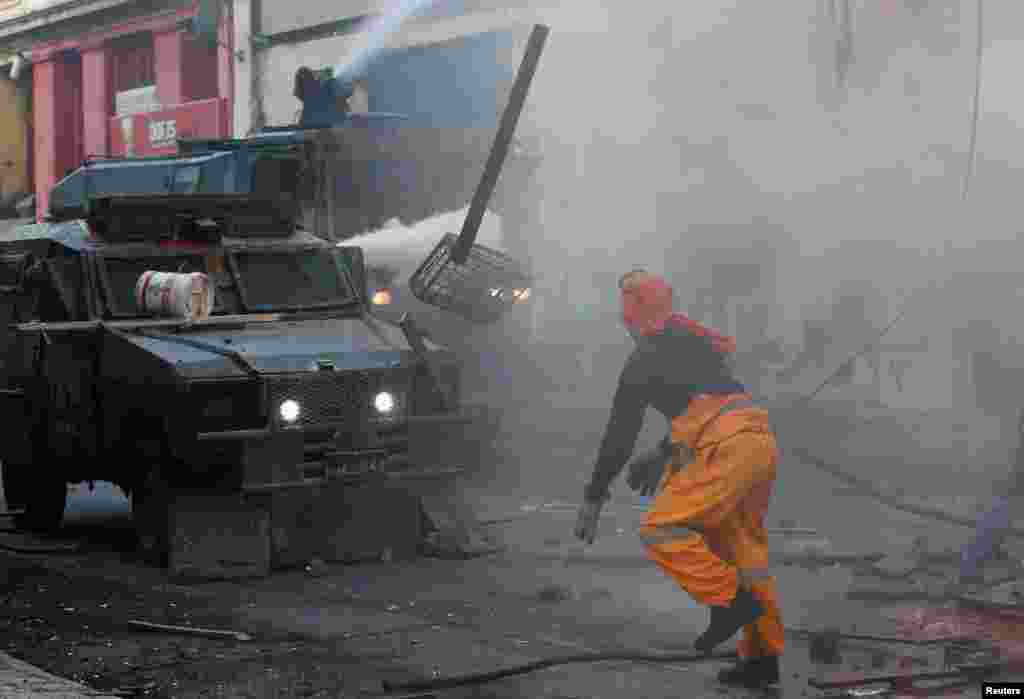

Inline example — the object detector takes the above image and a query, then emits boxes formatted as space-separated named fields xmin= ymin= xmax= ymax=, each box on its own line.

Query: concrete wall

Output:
xmin=0 ymin=1 xmax=33 ymax=206
xmin=0 ymin=73 xmax=31 ymax=204
xmin=0 ymin=0 xmax=29 ymax=22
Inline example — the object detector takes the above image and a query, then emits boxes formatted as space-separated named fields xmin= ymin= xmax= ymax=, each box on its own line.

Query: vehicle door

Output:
xmin=0 ymin=249 xmax=39 ymax=468
xmin=28 ymin=251 xmax=100 ymax=467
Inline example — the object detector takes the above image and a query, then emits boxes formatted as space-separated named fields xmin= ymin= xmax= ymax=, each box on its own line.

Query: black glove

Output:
xmin=627 ymin=447 xmax=666 ymax=496
xmin=574 ymin=498 xmax=605 ymax=544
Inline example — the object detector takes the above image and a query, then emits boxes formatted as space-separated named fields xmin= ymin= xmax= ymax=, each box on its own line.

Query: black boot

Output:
xmin=717 ymin=656 xmax=781 ymax=689
xmin=694 ymin=587 xmax=764 ymax=653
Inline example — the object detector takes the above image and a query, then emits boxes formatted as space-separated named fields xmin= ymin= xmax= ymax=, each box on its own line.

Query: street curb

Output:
xmin=0 ymin=651 xmax=123 ymax=698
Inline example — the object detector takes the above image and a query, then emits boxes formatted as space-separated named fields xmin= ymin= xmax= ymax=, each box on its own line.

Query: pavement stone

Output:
xmin=0 ymin=652 xmax=122 ymax=699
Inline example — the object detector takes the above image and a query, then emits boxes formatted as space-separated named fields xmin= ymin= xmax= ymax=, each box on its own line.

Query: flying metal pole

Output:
xmin=450 ymin=24 xmax=549 ymax=265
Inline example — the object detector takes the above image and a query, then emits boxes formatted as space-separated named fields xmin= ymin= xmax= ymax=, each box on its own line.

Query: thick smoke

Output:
xmin=350 ymin=2 xmax=1024 ymax=496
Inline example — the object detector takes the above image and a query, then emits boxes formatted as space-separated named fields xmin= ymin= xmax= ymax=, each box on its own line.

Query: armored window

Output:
xmin=230 ymin=248 xmax=356 ymax=312
xmin=367 ymin=264 xmax=399 ymax=288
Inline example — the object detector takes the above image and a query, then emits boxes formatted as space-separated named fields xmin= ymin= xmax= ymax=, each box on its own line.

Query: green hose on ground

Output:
xmin=381 ymin=650 xmax=738 ymax=692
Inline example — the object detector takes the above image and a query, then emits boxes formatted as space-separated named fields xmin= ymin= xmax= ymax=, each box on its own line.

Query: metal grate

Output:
xmin=266 ymin=369 xmax=411 ymax=429
xmin=409 ymin=233 xmax=533 ymax=324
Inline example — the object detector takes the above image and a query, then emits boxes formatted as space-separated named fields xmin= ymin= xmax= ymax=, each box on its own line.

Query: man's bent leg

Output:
xmin=640 ymin=527 xmax=738 ymax=606
xmin=738 ymin=576 xmax=784 ymax=658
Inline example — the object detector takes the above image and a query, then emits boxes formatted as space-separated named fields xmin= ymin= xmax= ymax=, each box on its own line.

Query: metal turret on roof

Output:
xmin=84 ymin=194 xmax=299 ymax=243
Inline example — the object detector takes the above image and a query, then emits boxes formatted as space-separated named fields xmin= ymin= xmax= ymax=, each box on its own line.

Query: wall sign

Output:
xmin=148 ymin=118 xmax=177 ymax=147
xmin=111 ymin=98 xmax=227 ymax=156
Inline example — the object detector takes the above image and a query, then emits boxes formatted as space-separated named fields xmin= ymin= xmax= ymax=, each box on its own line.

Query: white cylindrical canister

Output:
xmin=135 ymin=271 xmax=214 ymax=321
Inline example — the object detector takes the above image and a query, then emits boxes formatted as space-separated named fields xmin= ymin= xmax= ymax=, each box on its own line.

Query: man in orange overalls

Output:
xmin=574 ymin=270 xmax=784 ymax=689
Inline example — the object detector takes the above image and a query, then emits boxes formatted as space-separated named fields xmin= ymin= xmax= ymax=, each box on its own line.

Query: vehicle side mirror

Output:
xmin=334 ymin=246 xmax=368 ymax=306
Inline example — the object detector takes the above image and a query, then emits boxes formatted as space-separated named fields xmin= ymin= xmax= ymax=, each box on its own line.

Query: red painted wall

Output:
xmin=154 ymin=29 xmax=185 ymax=107
xmin=31 ymin=1 xmax=234 ymax=220
xmin=63 ymin=53 xmax=84 ymax=176
xmin=32 ymin=60 xmax=58 ymax=221
xmin=33 ymin=55 xmax=83 ymax=220
xmin=82 ymin=48 xmax=112 ymax=159
xmin=183 ymin=34 xmax=219 ymax=103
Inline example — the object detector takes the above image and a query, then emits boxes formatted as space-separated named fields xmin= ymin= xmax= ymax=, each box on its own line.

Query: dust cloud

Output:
xmin=351 ymin=2 xmax=1024 ymax=498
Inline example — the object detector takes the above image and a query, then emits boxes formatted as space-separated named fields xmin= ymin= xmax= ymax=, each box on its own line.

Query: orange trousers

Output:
xmin=638 ymin=395 xmax=785 ymax=658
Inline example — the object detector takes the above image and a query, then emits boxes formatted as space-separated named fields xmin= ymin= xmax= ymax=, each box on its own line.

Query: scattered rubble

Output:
xmin=808 ymin=628 xmax=842 ymax=665
xmin=535 ymin=585 xmax=574 ymax=603
xmin=126 ymin=620 xmax=253 ymax=642
xmin=305 ymin=559 xmax=329 ymax=577
xmin=0 ymin=533 xmax=80 ymax=554
xmin=871 ymin=552 xmax=919 ymax=580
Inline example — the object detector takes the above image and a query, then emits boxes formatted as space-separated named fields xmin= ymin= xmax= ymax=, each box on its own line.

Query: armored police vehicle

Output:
xmin=0 ymin=25 xmax=547 ymax=568
xmin=0 ymin=194 xmax=465 ymax=565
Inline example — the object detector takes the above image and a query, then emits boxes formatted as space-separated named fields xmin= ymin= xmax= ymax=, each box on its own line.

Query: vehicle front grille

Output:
xmin=266 ymin=369 xmax=412 ymax=429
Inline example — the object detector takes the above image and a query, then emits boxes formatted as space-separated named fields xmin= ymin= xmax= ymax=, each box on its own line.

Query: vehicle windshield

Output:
xmin=99 ymin=247 xmax=355 ymax=317
xmin=232 ymin=248 xmax=356 ymax=311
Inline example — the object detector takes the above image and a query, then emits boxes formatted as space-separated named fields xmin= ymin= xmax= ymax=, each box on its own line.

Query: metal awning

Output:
xmin=0 ymin=0 xmax=133 ymax=42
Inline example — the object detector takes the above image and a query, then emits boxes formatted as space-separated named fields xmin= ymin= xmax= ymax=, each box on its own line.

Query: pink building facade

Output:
xmin=30 ymin=1 xmax=234 ymax=220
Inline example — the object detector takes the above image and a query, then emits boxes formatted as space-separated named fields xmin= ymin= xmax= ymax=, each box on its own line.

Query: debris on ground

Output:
xmin=780 ymin=535 xmax=834 ymax=557
xmin=419 ymin=492 xmax=506 ymax=559
xmin=871 ymin=552 xmax=920 ymax=580
xmin=0 ymin=533 xmax=81 ymax=553
xmin=535 ymin=584 xmax=575 ymax=603
xmin=808 ymin=628 xmax=842 ymax=665
xmin=127 ymin=620 xmax=253 ymax=642
xmin=808 ymin=660 xmax=1007 ymax=694
xmin=305 ymin=559 xmax=329 ymax=577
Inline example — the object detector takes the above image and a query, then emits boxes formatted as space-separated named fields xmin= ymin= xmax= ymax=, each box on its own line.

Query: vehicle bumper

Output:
xmin=194 ymin=409 xmax=487 ymax=492
xmin=194 ymin=410 xmax=476 ymax=442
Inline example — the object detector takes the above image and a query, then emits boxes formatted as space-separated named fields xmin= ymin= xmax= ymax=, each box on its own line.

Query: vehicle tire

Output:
xmin=15 ymin=473 xmax=67 ymax=533
xmin=132 ymin=469 xmax=170 ymax=567
xmin=1 ymin=460 xmax=27 ymax=510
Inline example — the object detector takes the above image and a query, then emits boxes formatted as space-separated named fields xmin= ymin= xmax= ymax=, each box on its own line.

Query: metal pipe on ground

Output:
xmin=789 ymin=446 xmax=1024 ymax=537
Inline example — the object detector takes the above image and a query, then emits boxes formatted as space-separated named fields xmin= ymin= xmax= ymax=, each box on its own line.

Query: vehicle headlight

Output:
xmin=373 ymin=391 xmax=396 ymax=415
xmin=511 ymin=287 xmax=531 ymax=303
xmin=279 ymin=399 xmax=301 ymax=423
xmin=487 ymin=287 xmax=531 ymax=303
xmin=371 ymin=288 xmax=393 ymax=306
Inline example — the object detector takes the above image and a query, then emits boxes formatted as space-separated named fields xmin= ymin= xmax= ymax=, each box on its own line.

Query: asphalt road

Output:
xmin=0 ymin=393 xmax=1019 ymax=698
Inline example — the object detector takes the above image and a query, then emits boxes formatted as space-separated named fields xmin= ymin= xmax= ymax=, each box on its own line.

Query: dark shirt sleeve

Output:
xmin=584 ymin=353 xmax=650 ymax=502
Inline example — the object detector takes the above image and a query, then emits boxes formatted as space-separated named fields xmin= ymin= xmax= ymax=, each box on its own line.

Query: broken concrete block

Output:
xmin=872 ymin=553 xmax=919 ymax=580
xmin=781 ymin=536 xmax=834 ymax=558
xmin=535 ymin=584 xmax=574 ymax=603
xmin=808 ymin=628 xmax=842 ymax=665
xmin=983 ymin=579 xmax=1024 ymax=606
